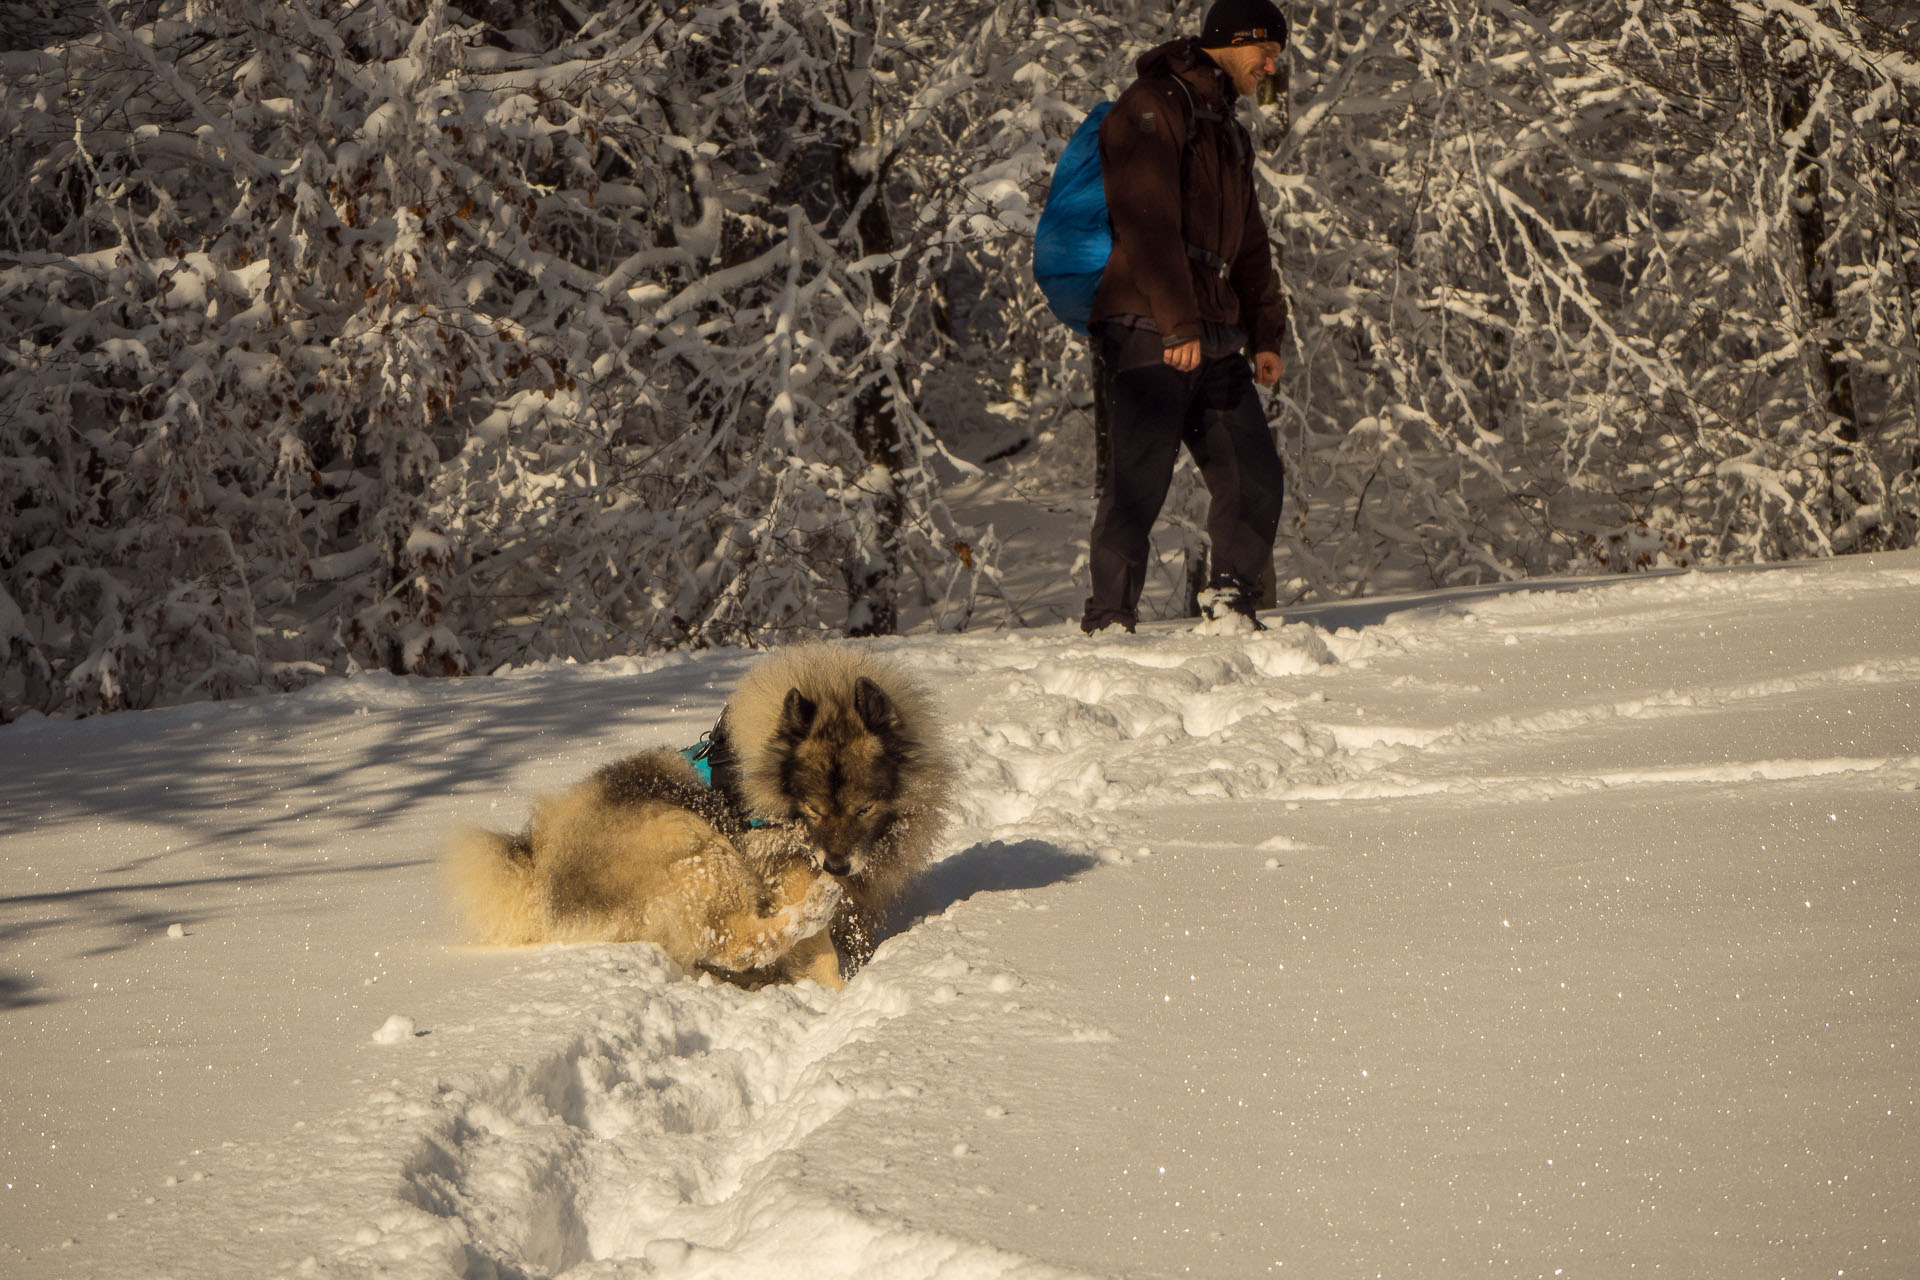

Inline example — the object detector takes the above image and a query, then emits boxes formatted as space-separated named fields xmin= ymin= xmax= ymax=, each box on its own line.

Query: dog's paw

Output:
xmin=796 ymin=876 xmax=844 ymax=929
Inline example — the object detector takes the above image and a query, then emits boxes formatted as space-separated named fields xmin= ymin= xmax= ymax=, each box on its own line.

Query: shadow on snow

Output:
xmin=0 ymin=652 xmax=760 ymax=972
xmin=886 ymin=839 xmax=1101 ymax=946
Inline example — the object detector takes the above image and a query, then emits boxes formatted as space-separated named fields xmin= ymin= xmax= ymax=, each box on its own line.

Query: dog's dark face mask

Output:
xmin=775 ymin=676 xmax=909 ymax=878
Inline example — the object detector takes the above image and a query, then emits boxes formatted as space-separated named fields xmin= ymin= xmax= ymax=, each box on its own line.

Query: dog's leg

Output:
xmin=700 ymin=876 xmax=843 ymax=975
xmin=782 ymin=930 xmax=846 ymax=989
xmin=759 ymin=852 xmax=846 ymax=987
xmin=830 ymin=906 xmax=884 ymax=974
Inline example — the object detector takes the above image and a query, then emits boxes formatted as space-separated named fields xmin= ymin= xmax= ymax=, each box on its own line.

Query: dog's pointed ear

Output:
xmin=779 ymin=688 xmax=819 ymax=739
xmin=852 ymin=676 xmax=897 ymax=733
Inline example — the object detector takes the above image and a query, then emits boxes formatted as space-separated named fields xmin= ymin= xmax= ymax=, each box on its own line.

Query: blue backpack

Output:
xmin=1031 ymin=80 xmax=1225 ymax=335
xmin=1031 ymin=102 xmax=1116 ymax=336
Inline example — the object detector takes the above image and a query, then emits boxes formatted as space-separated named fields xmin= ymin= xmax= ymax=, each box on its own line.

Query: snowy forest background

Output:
xmin=2 ymin=0 xmax=1917 ymax=720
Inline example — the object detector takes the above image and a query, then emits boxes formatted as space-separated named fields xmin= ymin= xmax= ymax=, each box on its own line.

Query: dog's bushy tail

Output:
xmin=443 ymin=828 xmax=545 ymax=945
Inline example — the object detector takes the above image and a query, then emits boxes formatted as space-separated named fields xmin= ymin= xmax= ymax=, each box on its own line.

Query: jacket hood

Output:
xmin=1135 ymin=37 xmax=1234 ymax=103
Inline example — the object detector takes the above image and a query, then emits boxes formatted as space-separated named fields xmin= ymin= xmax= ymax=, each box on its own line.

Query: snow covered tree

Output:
xmin=1258 ymin=0 xmax=1920 ymax=590
xmin=0 ymin=0 xmax=998 ymax=718
xmin=1605 ymin=0 xmax=1920 ymax=558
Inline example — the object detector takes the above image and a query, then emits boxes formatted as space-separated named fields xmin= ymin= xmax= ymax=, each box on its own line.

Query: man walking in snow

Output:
xmin=1080 ymin=0 xmax=1289 ymax=635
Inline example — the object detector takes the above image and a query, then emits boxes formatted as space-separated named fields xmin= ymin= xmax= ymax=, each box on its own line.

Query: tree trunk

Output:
xmin=1780 ymin=73 xmax=1861 ymax=450
xmin=834 ymin=146 xmax=904 ymax=637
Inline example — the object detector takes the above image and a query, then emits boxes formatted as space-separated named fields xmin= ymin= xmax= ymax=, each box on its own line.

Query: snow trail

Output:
xmin=335 ymin=947 xmax=934 ymax=1276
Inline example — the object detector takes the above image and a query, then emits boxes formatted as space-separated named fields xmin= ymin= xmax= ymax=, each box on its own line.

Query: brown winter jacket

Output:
xmin=1090 ymin=38 xmax=1287 ymax=358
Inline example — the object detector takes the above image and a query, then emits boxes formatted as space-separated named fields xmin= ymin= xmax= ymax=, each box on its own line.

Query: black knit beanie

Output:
xmin=1198 ymin=0 xmax=1288 ymax=48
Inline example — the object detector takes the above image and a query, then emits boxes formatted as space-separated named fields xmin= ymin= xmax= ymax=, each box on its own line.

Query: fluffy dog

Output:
xmin=445 ymin=645 xmax=950 ymax=985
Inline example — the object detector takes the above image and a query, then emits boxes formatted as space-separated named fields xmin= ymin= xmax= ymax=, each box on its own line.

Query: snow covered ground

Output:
xmin=5 ymin=534 xmax=1919 ymax=1276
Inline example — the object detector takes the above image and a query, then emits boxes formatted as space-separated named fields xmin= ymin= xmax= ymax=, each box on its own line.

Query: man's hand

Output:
xmin=1254 ymin=351 xmax=1284 ymax=388
xmin=1163 ymin=338 xmax=1202 ymax=373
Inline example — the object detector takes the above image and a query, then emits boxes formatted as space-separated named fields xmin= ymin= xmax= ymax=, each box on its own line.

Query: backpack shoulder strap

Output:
xmin=1154 ymin=72 xmax=1247 ymax=283
xmin=1160 ymin=72 xmax=1208 ymax=150
xmin=1161 ymin=70 xmax=1248 ymax=167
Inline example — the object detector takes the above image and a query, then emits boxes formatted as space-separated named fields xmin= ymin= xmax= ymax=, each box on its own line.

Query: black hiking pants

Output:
xmin=1082 ymin=320 xmax=1284 ymax=631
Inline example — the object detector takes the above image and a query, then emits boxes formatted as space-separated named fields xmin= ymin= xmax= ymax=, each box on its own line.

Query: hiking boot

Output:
xmin=1080 ymin=607 xmax=1137 ymax=636
xmin=1196 ymin=584 xmax=1267 ymax=633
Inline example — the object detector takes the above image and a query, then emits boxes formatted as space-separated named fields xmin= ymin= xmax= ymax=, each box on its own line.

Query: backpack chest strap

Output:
xmin=1187 ymin=243 xmax=1231 ymax=280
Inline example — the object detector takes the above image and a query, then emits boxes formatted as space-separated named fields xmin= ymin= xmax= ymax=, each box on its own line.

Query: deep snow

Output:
xmin=4 ymin=533 xmax=1918 ymax=1276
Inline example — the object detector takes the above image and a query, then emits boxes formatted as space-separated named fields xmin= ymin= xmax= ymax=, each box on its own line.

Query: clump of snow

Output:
xmin=371 ymin=1015 xmax=418 ymax=1045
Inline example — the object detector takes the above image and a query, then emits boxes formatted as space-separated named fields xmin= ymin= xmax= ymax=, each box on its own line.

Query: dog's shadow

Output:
xmin=884 ymin=839 xmax=1100 ymax=943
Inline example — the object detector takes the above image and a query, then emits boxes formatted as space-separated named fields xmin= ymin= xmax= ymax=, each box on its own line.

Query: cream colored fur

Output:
xmin=444 ymin=749 xmax=844 ymax=986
